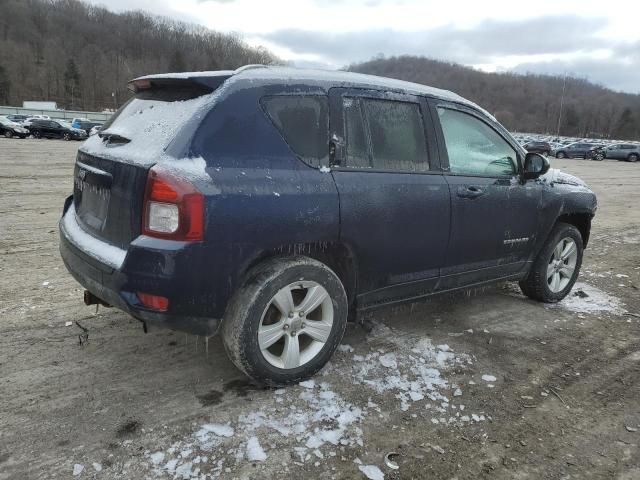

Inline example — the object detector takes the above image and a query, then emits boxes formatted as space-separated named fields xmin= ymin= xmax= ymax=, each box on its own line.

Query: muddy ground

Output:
xmin=0 ymin=137 xmax=639 ymax=480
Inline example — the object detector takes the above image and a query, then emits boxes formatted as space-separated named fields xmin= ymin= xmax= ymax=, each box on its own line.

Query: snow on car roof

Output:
xmin=133 ymin=65 xmax=495 ymax=121
xmin=232 ymin=66 xmax=494 ymax=118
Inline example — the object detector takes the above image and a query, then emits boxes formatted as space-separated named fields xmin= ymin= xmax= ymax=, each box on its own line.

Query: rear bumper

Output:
xmin=59 ymin=195 xmax=221 ymax=335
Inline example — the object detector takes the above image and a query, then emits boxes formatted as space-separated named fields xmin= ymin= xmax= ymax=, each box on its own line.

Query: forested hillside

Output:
xmin=349 ymin=56 xmax=640 ymax=140
xmin=1 ymin=0 xmax=639 ymax=140
xmin=0 ymin=0 xmax=276 ymax=112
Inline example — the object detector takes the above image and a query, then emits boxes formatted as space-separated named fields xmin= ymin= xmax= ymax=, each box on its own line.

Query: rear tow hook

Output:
xmin=83 ymin=290 xmax=111 ymax=309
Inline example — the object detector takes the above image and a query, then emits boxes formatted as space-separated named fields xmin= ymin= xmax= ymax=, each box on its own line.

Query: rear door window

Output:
xmin=363 ymin=99 xmax=429 ymax=172
xmin=262 ymin=95 xmax=329 ymax=166
xmin=342 ymin=97 xmax=429 ymax=172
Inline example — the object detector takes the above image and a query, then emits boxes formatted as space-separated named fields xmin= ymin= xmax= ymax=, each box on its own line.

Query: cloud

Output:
xmin=83 ymin=0 xmax=200 ymax=23
xmin=254 ymin=16 xmax=640 ymax=93
xmin=258 ymin=16 xmax=607 ymax=66
xmin=513 ymin=54 xmax=640 ymax=94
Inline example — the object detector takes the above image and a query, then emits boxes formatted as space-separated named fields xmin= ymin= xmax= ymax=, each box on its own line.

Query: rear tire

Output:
xmin=63 ymin=133 xmax=71 ymax=141
xmin=556 ymin=151 xmax=566 ymax=159
xmin=221 ymin=256 xmax=348 ymax=386
xmin=32 ymin=130 xmax=41 ymax=139
xmin=4 ymin=130 xmax=13 ymax=138
xmin=629 ymin=153 xmax=639 ymax=163
xmin=519 ymin=222 xmax=583 ymax=303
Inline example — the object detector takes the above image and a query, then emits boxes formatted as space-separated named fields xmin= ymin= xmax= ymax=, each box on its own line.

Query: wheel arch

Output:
xmin=555 ymin=212 xmax=592 ymax=247
xmin=240 ymin=242 xmax=359 ymax=308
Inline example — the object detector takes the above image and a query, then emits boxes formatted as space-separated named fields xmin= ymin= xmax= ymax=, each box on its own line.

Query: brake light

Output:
xmin=142 ymin=165 xmax=204 ymax=241
xmin=128 ymin=79 xmax=152 ymax=93
xmin=136 ymin=292 xmax=169 ymax=311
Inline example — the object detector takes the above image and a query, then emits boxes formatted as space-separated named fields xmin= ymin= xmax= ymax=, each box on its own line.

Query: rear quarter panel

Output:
xmin=187 ymin=83 xmax=340 ymax=317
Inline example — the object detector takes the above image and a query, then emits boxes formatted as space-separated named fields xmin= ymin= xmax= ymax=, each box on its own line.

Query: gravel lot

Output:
xmin=1 ymin=137 xmax=639 ymax=480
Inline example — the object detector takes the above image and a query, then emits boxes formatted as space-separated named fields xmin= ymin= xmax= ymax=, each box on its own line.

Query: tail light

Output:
xmin=142 ymin=165 xmax=204 ymax=241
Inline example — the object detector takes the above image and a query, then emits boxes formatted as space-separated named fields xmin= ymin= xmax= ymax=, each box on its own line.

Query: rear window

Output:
xmin=342 ymin=97 xmax=429 ymax=172
xmin=261 ymin=95 xmax=329 ymax=167
xmin=363 ymin=99 xmax=429 ymax=172
xmin=81 ymin=90 xmax=217 ymax=165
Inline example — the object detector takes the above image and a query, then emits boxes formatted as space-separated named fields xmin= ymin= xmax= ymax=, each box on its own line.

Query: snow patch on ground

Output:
xmin=359 ymin=464 xmax=385 ymax=480
xmin=503 ymin=280 xmax=625 ymax=316
xmin=246 ymin=436 xmax=267 ymax=461
xmin=108 ymin=320 xmax=483 ymax=478
xmin=553 ymin=282 xmax=625 ymax=314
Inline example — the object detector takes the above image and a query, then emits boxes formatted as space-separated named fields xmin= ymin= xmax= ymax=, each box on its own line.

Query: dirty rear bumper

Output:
xmin=59 ymin=195 xmax=220 ymax=336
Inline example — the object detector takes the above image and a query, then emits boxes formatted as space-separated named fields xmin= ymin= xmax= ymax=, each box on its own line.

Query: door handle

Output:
xmin=457 ymin=185 xmax=485 ymax=199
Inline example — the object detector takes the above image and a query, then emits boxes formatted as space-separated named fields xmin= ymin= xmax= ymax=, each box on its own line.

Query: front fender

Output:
xmin=532 ymin=174 xmax=597 ymax=257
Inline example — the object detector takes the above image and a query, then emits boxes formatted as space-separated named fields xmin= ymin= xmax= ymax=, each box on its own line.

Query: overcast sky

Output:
xmin=85 ymin=0 xmax=640 ymax=94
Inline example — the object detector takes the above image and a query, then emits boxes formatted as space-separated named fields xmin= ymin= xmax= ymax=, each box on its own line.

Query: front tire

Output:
xmin=4 ymin=130 xmax=13 ymax=138
xmin=32 ymin=130 xmax=41 ymax=139
xmin=63 ymin=133 xmax=71 ymax=141
xmin=556 ymin=151 xmax=567 ymax=159
xmin=629 ymin=153 xmax=639 ymax=163
xmin=221 ymin=256 xmax=348 ymax=386
xmin=519 ymin=223 xmax=583 ymax=303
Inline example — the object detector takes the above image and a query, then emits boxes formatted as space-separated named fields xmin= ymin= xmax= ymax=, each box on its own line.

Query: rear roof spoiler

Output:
xmin=128 ymin=64 xmax=269 ymax=93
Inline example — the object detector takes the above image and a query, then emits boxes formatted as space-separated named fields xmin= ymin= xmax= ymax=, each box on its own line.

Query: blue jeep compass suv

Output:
xmin=59 ymin=65 xmax=597 ymax=385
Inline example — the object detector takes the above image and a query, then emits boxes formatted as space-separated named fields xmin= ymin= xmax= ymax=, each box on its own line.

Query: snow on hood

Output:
xmin=538 ymin=168 xmax=586 ymax=187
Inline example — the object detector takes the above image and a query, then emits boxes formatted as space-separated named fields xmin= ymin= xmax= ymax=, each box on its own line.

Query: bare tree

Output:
xmin=0 ymin=0 xmax=279 ymax=111
xmin=349 ymin=55 xmax=640 ymax=140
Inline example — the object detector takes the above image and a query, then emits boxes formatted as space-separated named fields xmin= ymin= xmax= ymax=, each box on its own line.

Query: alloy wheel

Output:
xmin=258 ymin=281 xmax=333 ymax=369
xmin=547 ymin=237 xmax=578 ymax=293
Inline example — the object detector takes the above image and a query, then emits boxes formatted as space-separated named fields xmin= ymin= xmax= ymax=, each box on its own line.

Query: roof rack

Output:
xmin=234 ymin=64 xmax=269 ymax=74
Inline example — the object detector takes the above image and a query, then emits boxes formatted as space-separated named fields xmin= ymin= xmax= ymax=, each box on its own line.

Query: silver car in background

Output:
xmin=605 ymin=144 xmax=640 ymax=162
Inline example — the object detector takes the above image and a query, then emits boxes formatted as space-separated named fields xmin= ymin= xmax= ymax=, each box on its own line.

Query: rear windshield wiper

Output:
xmin=98 ymin=131 xmax=131 ymax=145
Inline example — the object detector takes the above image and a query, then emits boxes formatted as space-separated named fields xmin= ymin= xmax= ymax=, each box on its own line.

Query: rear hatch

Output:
xmin=72 ymin=72 xmax=231 ymax=250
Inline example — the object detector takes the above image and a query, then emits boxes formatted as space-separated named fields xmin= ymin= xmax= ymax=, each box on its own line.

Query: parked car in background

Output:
xmin=6 ymin=114 xmax=29 ymax=125
xmin=23 ymin=115 xmax=52 ymax=127
xmin=28 ymin=119 xmax=87 ymax=140
xmin=523 ymin=140 xmax=551 ymax=156
xmin=71 ymin=117 xmax=90 ymax=129
xmin=89 ymin=125 xmax=102 ymax=136
xmin=605 ymin=144 xmax=640 ymax=162
xmin=59 ymin=67 xmax=597 ymax=385
xmin=74 ymin=120 xmax=103 ymax=135
xmin=0 ymin=116 xmax=30 ymax=138
xmin=554 ymin=142 xmax=605 ymax=160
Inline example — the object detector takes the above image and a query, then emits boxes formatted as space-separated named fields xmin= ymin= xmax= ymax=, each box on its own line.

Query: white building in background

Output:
xmin=22 ymin=101 xmax=58 ymax=110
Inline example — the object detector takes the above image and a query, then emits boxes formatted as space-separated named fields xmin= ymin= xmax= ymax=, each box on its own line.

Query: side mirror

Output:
xmin=523 ymin=152 xmax=550 ymax=180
